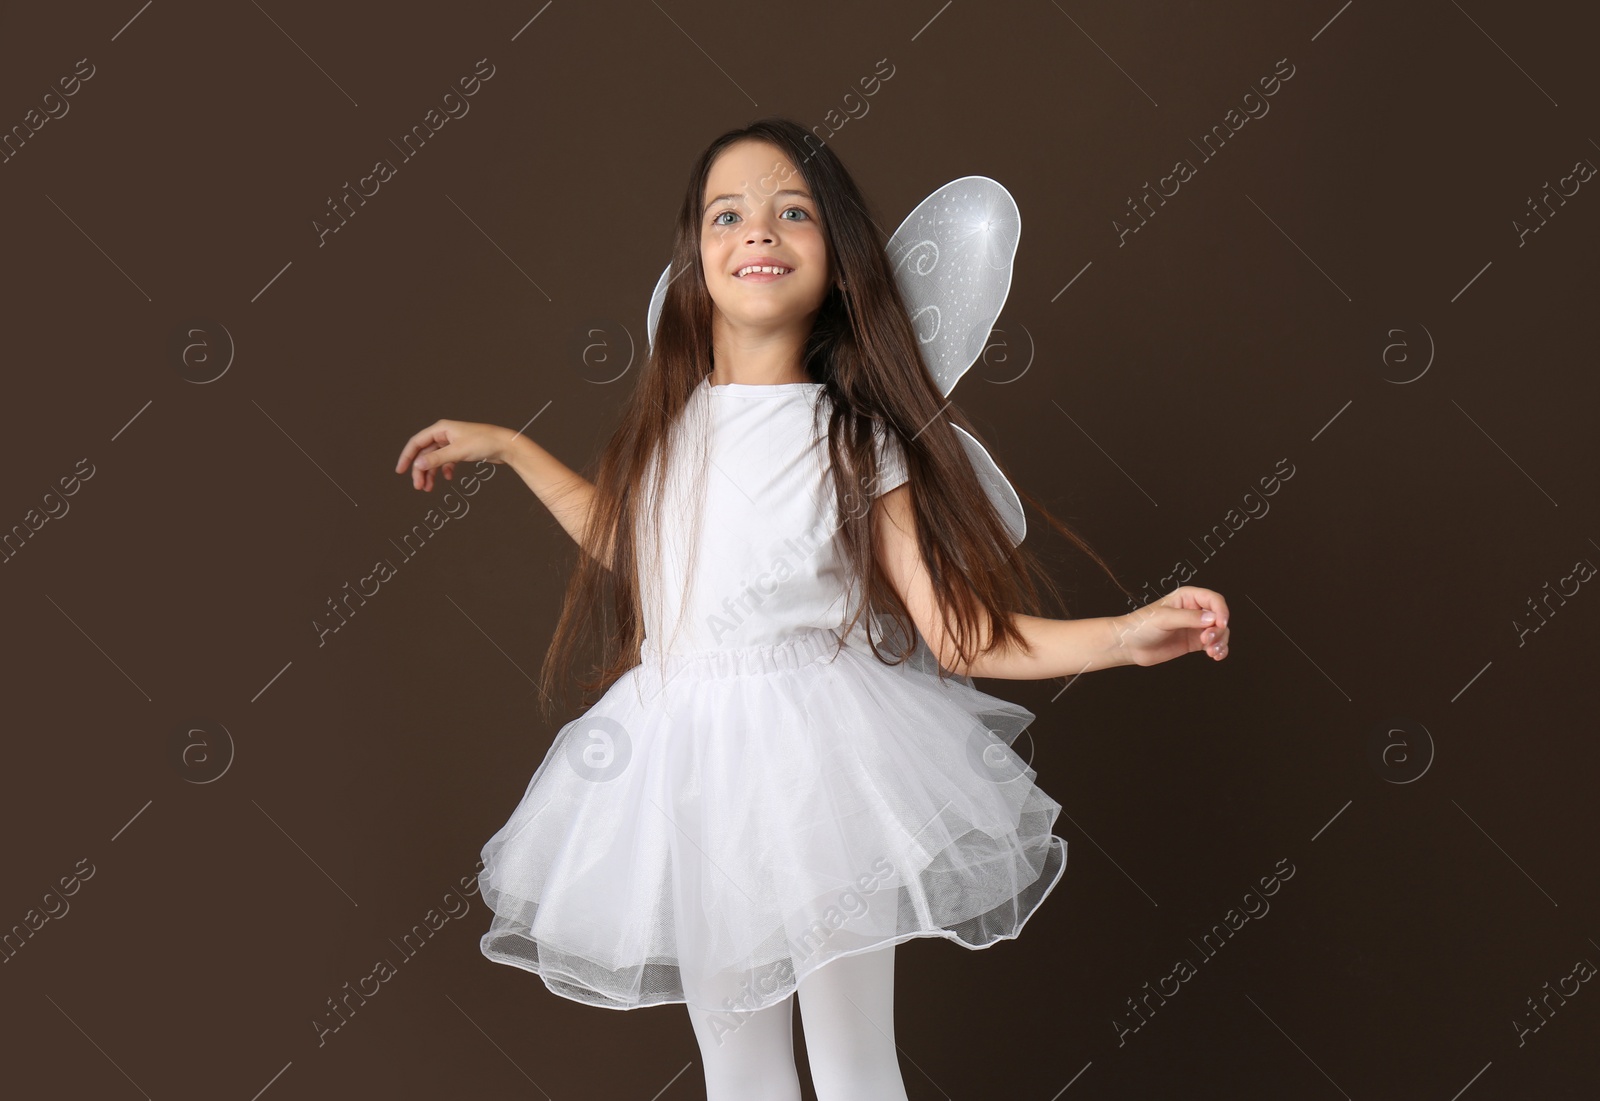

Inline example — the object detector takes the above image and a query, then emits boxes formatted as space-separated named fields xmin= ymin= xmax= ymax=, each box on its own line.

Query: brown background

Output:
xmin=4 ymin=1 xmax=1596 ymax=1098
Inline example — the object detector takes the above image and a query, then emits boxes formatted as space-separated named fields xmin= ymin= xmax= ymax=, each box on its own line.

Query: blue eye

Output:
xmin=710 ymin=207 xmax=810 ymax=226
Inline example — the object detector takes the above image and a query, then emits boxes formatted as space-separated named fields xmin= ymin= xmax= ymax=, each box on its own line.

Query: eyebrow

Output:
xmin=703 ymin=188 xmax=813 ymax=215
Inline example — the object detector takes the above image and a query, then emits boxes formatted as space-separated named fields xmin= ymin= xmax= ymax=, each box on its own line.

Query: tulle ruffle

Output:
xmin=478 ymin=622 xmax=1066 ymax=1013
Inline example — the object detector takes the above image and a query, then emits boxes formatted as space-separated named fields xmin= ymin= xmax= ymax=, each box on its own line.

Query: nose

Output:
xmin=743 ymin=205 xmax=779 ymax=244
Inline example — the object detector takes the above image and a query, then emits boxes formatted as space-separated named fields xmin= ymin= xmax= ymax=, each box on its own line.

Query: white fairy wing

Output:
xmin=645 ymin=262 xmax=674 ymax=356
xmin=885 ymin=175 xmax=1025 ymax=546
xmin=962 ymin=443 xmax=1025 ymax=546
xmin=876 ymin=177 xmax=1031 ymax=684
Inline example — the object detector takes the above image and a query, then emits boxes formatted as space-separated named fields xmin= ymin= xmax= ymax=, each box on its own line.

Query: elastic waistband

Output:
xmin=638 ymin=626 xmax=846 ymax=681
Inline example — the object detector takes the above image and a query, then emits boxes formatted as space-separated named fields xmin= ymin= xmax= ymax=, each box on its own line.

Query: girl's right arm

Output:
xmin=396 ymin=419 xmax=612 ymax=567
xmin=500 ymin=431 xmax=614 ymax=567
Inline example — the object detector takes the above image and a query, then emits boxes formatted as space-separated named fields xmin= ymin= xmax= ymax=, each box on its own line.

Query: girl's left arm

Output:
xmin=871 ymin=485 xmax=1231 ymax=680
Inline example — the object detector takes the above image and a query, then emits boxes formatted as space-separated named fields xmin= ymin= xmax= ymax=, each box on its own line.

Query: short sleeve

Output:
xmin=871 ymin=421 xmax=909 ymax=498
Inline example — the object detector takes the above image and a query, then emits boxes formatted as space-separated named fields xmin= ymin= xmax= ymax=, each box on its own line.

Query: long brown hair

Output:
xmin=535 ymin=117 xmax=1132 ymax=719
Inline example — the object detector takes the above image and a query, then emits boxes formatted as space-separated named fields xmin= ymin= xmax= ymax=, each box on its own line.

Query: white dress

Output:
xmin=478 ymin=377 xmax=1067 ymax=1013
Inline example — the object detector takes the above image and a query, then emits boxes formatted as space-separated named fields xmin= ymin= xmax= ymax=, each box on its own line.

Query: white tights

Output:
xmin=685 ymin=943 xmax=910 ymax=1101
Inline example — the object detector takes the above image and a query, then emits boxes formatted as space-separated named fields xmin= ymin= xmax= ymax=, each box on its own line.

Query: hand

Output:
xmin=1111 ymin=585 xmax=1231 ymax=667
xmin=394 ymin=419 xmax=516 ymax=492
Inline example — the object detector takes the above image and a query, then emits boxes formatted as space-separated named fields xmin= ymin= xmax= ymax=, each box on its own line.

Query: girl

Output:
xmin=395 ymin=117 xmax=1230 ymax=1100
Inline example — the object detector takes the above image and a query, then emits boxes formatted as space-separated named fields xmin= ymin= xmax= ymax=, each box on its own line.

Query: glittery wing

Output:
xmin=645 ymin=262 xmax=674 ymax=357
xmin=884 ymin=175 xmax=1025 ymax=546
xmin=645 ymin=175 xmax=1026 ymax=548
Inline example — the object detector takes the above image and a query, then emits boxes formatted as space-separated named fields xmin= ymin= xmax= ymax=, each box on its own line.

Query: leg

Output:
xmin=686 ymin=993 xmax=802 ymax=1101
xmin=797 ymin=944 xmax=910 ymax=1101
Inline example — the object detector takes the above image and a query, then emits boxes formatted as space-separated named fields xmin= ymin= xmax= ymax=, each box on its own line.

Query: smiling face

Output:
xmin=700 ymin=140 xmax=831 ymax=330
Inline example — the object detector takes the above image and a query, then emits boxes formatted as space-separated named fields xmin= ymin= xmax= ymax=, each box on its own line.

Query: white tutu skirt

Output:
xmin=478 ymin=623 xmax=1067 ymax=1013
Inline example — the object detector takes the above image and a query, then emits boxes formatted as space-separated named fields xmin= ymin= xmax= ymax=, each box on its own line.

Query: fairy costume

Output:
xmin=478 ymin=179 xmax=1066 ymax=1012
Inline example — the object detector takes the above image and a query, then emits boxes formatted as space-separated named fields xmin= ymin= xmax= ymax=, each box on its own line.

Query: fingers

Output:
xmin=1200 ymin=619 xmax=1230 ymax=660
xmin=415 ymin=443 xmax=462 ymax=473
xmin=1171 ymin=585 xmax=1228 ymax=628
xmin=1193 ymin=594 xmax=1229 ymax=660
xmin=395 ymin=421 xmax=450 ymax=476
xmin=1171 ymin=586 xmax=1230 ymax=661
xmin=411 ymin=442 xmax=447 ymax=491
xmin=396 ymin=422 xmax=458 ymax=492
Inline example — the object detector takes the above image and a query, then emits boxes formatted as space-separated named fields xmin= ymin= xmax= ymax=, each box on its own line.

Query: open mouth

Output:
xmin=734 ymin=264 xmax=794 ymax=281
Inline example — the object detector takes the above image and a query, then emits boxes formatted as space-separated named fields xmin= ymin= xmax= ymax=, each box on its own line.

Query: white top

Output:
xmin=636 ymin=377 xmax=908 ymax=656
